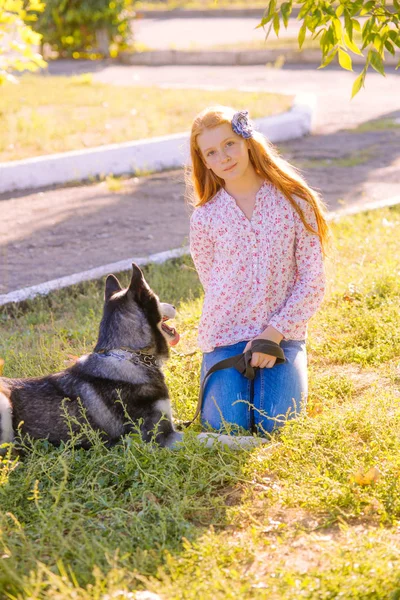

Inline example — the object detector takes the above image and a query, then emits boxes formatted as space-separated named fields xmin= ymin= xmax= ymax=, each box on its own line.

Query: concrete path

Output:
xmin=133 ymin=16 xmax=302 ymax=49
xmin=132 ymin=14 xmax=368 ymax=50
xmin=1 ymin=63 xmax=399 ymax=296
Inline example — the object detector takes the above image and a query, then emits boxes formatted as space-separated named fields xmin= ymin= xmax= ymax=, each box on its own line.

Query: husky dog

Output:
xmin=0 ymin=264 xmax=183 ymax=449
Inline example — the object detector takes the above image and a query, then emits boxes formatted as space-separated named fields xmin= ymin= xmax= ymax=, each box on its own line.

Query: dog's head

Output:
xmin=94 ymin=263 xmax=179 ymax=359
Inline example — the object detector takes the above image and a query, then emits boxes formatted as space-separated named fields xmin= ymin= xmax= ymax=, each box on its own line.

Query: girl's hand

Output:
xmin=243 ymin=326 xmax=284 ymax=369
xmin=243 ymin=340 xmax=277 ymax=368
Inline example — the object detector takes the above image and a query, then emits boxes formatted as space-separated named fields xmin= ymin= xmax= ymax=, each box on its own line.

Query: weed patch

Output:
xmin=1 ymin=206 xmax=400 ymax=598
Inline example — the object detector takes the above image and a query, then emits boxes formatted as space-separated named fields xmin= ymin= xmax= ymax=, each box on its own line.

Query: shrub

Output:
xmin=31 ymin=0 xmax=135 ymax=58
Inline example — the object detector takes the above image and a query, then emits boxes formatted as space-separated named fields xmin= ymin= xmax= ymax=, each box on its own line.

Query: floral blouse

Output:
xmin=189 ymin=181 xmax=326 ymax=353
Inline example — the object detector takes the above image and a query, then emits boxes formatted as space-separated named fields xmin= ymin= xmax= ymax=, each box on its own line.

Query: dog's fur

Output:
xmin=0 ymin=264 xmax=183 ymax=449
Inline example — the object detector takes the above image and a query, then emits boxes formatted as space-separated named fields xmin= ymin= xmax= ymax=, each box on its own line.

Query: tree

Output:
xmin=0 ymin=0 xmax=46 ymax=85
xmin=260 ymin=1 xmax=400 ymax=96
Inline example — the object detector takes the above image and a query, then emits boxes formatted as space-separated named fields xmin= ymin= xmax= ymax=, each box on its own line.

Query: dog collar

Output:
xmin=95 ymin=347 xmax=159 ymax=368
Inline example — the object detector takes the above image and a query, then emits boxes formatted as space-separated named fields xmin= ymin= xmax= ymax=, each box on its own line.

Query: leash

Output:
xmin=179 ymin=339 xmax=286 ymax=429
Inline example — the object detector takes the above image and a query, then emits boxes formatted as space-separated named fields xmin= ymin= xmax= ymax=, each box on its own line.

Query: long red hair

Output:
xmin=186 ymin=105 xmax=330 ymax=253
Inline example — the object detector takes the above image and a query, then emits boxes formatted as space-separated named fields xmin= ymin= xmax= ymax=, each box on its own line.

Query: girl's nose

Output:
xmin=221 ymin=150 xmax=231 ymax=162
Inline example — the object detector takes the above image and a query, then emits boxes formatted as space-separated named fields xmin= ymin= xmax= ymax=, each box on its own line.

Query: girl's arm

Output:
xmin=189 ymin=210 xmax=214 ymax=291
xmin=268 ymin=198 xmax=326 ymax=340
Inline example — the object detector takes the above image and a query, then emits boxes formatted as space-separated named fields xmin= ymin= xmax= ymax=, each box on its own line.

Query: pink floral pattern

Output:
xmin=190 ymin=182 xmax=326 ymax=352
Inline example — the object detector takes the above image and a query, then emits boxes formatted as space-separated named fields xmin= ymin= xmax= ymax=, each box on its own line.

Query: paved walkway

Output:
xmin=1 ymin=63 xmax=399 ymax=296
xmin=133 ymin=16 xmax=302 ymax=49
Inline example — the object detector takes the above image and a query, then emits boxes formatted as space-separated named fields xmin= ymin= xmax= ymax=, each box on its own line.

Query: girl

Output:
xmin=188 ymin=105 xmax=329 ymax=435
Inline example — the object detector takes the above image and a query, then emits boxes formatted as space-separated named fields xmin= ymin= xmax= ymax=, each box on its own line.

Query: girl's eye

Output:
xmin=207 ymin=150 xmax=215 ymax=157
xmin=226 ymin=141 xmax=234 ymax=147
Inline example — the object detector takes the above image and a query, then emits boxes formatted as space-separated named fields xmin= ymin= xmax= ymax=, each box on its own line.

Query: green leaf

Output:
xmin=281 ymin=1 xmax=292 ymax=28
xmin=393 ymin=0 xmax=400 ymax=10
xmin=321 ymin=27 xmax=335 ymax=54
xmin=344 ymin=10 xmax=353 ymax=41
xmin=362 ymin=17 xmax=374 ymax=46
xmin=369 ymin=49 xmax=385 ymax=76
xmin=307 ymin=13 xmax=320 ymax=34
xmin=299 ymin=0 xmax=313 ymax=19
xmin=344 ymin=33 xmax=363 ymax=55
xmin=267 ymin=0 xmax=277 ymax=19
xmin=349 ymin=0 xmax=364 ymax=16
xmin=352 ymin=19 xmax=361 ymax=32
xmin=384 ymin=40 xmax=395 ymax=55
xmin=318 ymin=48 xmax=338 ymax=69
xmin=336 ymin=4 xmax=344 ymax=17
xmin=263 ymin=21 xmax=273 ymax=40
xmin=259 ymin=1 xmax=273 ymax=27
xmin=333 ymin=17 xmax=343 ymax=42
xmin=273 ymin=13 xmax=280 ymax=37
xmin=256 ymin=18 xmax=269 ymax=29
xmin=338 ymin=48 xmax=353 ymax=71
xmin=373 ymin=34 xmax=385 ymax=56
xmin=388 ymin=30 xmax=400 ymax=48
xmin=360 ymin=0 xmax=376 ymax=16
xmin=351 ymin=70 xmax=365 ymax=98
xmin=298 ymin=21 xmax=307 ymax=49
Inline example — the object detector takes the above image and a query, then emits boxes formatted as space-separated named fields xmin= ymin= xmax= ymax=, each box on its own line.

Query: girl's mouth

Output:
xmin=223 ymin=162 xmax=237 ymax=172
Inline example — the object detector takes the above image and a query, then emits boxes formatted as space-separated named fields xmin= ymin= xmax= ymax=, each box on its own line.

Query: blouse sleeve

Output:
xmin=190 ymin=209 xmax=215 ymax=291
xmin=268 ymin=198 xmax=326 ymax=339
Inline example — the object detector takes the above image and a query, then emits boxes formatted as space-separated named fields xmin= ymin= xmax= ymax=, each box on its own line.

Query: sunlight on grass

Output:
xmin=0 ymin=77 xmax=292 ymax=162
xmin=1 ymin=205 xmax=400 ymax=598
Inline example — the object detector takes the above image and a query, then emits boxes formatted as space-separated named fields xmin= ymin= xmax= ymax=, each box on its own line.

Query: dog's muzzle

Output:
xmin=159 ymin=303 xmax=180 ymax=346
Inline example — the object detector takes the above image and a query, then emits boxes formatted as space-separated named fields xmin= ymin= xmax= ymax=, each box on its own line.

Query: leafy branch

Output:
xmin=260 ymin=0 xmax=400 ymax=97
xmin=0 ymin=0 xmax=46 ymax=85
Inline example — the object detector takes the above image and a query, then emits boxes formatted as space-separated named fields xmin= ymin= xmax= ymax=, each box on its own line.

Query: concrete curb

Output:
xmin=0 ymin=93 xmax=315 ymax=194
xmin=119 ymin=47 xmax=399 ymax=67
xmin=1 ymin=195 xmax=399 ymax=309
xmin=0 ymin=247 xmax=189 ymax=307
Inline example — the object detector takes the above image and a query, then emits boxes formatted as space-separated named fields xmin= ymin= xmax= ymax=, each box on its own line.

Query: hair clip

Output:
xmin=231 ymin=110 xmax=254 ymax=139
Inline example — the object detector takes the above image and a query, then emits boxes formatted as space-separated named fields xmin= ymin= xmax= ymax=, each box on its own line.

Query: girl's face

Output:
xmin=197 ymin=123 xmax=251 ymax=182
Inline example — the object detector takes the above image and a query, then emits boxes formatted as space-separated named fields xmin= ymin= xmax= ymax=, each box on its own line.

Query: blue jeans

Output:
xmin=200 ymin=340 xmax=307 ymax=434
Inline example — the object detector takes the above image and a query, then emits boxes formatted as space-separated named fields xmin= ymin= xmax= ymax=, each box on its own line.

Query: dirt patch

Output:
xmin=0 ymin=171 xmax=189 ymax=295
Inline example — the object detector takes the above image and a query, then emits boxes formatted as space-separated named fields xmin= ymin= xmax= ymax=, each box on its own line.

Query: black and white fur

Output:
xmin=0 ymin=264 xmax=182 ymax=449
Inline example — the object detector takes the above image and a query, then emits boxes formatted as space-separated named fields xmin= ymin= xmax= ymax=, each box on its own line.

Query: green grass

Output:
xmin=349 ymin=117 xmax=400 ymax=134
xmin=296 ymin=145 xmax=377 ymax=169
xmin=0 ymin=76 xmax=292 ymax=162
xmin=1 ymin=205 xmax=400 ymax=598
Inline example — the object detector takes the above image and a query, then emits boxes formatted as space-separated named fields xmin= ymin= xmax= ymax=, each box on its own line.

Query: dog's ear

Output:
xmin=129 ymin=263 xmax=145 ymax=290
xmin=129 ymin=263 xmax=151 ymax=301
xmin=105 ymin=274 xmax=122 ymax=301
